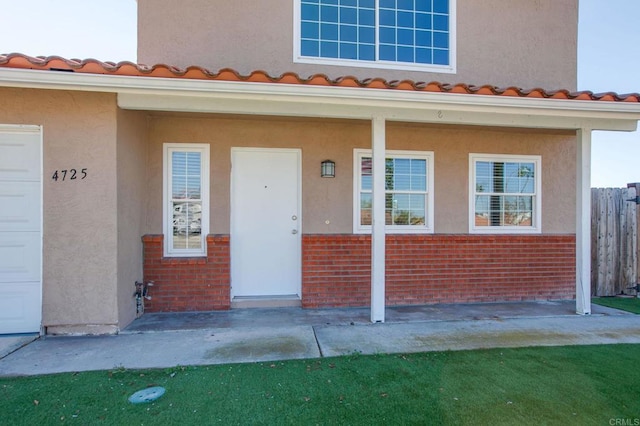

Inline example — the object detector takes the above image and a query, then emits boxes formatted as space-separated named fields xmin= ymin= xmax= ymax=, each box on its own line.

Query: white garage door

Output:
xmin=0 ymin=125 xmax=42 ymax=334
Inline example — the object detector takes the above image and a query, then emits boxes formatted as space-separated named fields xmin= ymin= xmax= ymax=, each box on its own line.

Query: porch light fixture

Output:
xmin=321 ymin=160 xmax=335 ymax=178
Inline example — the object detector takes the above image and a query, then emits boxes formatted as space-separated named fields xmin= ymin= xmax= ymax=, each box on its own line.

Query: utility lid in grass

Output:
xmin=128 ymin=386 xmax=165 ymax=404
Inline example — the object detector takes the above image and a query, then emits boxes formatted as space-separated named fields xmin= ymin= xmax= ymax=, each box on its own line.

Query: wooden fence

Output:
xmin=591 ymin=187 xmax=638 ymax=296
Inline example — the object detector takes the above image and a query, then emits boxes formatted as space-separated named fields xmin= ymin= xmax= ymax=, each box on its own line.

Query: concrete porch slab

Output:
xmin=314 ymin=314 xmax=640 ymax=357
xmin=122 ymin=300 xmax=626 ymax=333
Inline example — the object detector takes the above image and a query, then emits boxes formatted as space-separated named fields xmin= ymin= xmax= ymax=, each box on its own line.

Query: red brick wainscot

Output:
xmin=302 ymin=234 xmax=576 ymax=308
xmin=142 ymin=234 xmax=230 ymax=311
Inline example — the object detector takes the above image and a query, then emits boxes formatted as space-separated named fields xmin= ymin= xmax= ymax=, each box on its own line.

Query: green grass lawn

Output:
xmin=1 ymin=344 xmax=639 ymax=425
xmin=593 ymin=296 xmax=640 ymax=314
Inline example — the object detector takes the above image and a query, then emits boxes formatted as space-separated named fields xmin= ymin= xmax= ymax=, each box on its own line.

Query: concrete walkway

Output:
xmin=1 ymin=301 xmax=639 ymax=377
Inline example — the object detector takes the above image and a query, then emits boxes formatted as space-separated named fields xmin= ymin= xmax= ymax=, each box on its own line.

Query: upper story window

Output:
xmin=354 ymin=149 xmax=434 ymax=233
xmin=163 ymin=143 xmax=210 ymax=257
xmin=469 ymin=154 xmax=541 ymax=234
xmin=295 ymin=0 xmax=455 ymax=73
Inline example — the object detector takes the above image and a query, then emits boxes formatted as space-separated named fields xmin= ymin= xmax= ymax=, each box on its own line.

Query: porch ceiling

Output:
xmin=117 ymin=90 xmax=639 ymax=131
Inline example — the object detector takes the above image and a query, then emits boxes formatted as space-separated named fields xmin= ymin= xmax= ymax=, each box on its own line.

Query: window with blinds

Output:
xmin=470 ymin=153 xmax=541 ymax=233
xmin=163 ymin=144 xmax=210 ymax=256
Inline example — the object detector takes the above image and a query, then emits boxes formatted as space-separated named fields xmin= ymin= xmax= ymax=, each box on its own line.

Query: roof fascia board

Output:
xmin=1 ymin=67 xmax=639 ymax=131
xmin=117 ymin=93 xmax=638 ymax=131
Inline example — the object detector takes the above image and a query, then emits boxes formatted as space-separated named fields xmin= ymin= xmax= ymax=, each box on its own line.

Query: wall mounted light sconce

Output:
xmin=321 ymin=160 xmax=335 ymax=178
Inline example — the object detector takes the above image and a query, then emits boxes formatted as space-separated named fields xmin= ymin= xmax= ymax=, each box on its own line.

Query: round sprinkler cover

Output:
xmin=128 ymin=386 xmax=166 ymax=404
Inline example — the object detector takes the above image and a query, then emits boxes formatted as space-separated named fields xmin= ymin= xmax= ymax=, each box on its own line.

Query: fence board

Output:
xmin=591 ymin=187 xmax=638 ymax=296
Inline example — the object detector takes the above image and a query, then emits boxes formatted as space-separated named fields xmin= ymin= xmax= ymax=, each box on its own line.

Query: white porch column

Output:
xmin=371 ymin=116 xmax=386 ymax=322
xmin=576 ymin=128 xmax=592 ymax=315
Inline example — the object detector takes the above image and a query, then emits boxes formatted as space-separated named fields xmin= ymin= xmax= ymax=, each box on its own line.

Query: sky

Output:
xmin=0 ymin=0 xmax=638 ymax=188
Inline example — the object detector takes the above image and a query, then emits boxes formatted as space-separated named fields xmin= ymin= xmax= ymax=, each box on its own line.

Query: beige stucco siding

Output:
xmin=0 ymin=88 xmax=120 ymax=332
xmin=146 ymin=114 xmax=576 ymax=236
xmin=116 ymin=109 xmax=148 ymax=330
xmin=384 ymin=123 xmax=576 ymax=234
xmin=138 ymin=0 xmax=577 ymax=90
xmin=145 ymin=115 xmax=368 ymax=235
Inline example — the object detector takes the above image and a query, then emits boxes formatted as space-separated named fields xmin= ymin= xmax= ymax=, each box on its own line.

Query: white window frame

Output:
xmin=293 ymin=0 xmax=457 ymax=73
xmin=353 ymin=149 xmax=434 ymax=234
xmin=469 ymin=153 xmax=542 ymax=234
xmin=163 ymin=143 xmax=210 ymax=257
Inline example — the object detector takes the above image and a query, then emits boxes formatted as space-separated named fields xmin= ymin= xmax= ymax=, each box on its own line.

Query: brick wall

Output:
xmin=142 ymin=234 xmax=230 ymax=311
xmin=301 ymin=235 xmax=371 ymax=307
xmin=142 ymin=233 xmax=575 ymax=312
xmin=302 ymin=234 xmax=576 ymax=308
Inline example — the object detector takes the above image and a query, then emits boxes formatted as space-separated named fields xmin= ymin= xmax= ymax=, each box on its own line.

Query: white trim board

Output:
xmin=0 ymin=67 xmax=638 ymax=131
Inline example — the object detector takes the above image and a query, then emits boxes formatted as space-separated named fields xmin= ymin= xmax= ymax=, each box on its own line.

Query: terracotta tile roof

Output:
xmin=1 ymin=53 xmax=639 ymax=103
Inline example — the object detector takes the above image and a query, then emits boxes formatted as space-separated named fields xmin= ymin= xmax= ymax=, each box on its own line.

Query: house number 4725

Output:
xmin=51 ymin=168 xmax=87 ymax=181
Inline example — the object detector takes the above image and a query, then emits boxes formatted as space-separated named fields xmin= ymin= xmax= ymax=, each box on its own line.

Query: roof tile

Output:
xmin=0 ymin=53 xmax=638 ymax=103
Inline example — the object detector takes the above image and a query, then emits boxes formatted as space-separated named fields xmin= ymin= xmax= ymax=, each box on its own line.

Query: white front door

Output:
xmin=231 ymin=148 xmax=301 ymax=298
xmin=0 ymin=125 xmax=42 ymax=334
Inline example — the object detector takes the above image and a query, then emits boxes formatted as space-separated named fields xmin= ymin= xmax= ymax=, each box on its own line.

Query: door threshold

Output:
xmin=231 ymin=295 xmax=301 ymax=309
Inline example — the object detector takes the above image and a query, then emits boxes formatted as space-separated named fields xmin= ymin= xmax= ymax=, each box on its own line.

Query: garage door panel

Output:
xmin=0 ymin=132 xmax=41 ymax=181
xmin=0 ymin=282 xmax=41 ymax=334
xmin=0 ymin=182 xmax=40 ymax=232
xmin=0 ymin=233 xmax=41 ymax=282
xmin=0 ymin=126 xmax=41 ymax=335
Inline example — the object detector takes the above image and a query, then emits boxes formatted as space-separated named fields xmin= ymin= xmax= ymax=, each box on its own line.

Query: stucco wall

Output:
xmin=137 ymin=0 xmax=577 ymax=90
xmin=116 ymin=109 xmax=148 ymax=330
xmin=145 ymin=114 xmax=576 ymax=236
xmin=0 ymin=88 xmax=119 ymax=333
xmin=385 ymin=123 xmax=577 ymax=234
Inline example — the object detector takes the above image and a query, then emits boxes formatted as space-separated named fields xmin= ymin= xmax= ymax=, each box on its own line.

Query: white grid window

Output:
xmin=469 ymin=153 xmax=541 ymax=234
xmin=163 ymin=144 xmax=210 ymax=256
xmin=294 ymin=0 xmax=456 ymax=73
xmin=354 ymin=149 xmax=434 ymax=233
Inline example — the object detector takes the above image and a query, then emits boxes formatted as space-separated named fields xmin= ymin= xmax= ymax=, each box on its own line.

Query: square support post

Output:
xmin=371 ymin=116 xmax=386 ymax=322
xmin=576 ymin=128 xmax=592 ymax=315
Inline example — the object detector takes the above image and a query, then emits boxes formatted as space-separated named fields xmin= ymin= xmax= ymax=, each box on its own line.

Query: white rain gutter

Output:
xmin=1 ymin=67 xmax=639 ymax=131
